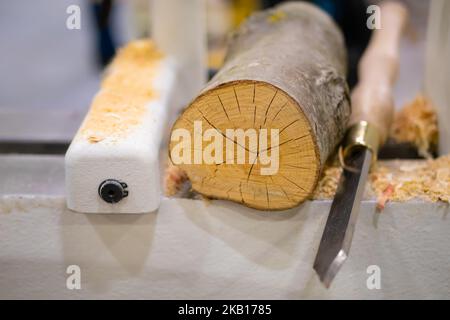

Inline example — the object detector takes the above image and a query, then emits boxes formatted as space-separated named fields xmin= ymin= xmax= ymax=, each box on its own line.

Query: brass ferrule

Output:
xmin=342 ymin=121 xmax=381 ymax=163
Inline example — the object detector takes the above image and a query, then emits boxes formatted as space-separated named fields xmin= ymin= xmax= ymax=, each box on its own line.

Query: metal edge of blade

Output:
xmin=313 ymin=148 xmax=373 ymax=288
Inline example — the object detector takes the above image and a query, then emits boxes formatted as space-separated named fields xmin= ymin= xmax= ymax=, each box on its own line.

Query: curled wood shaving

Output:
xmin=376 ymin=184 xmax=394 ymax=211
xmin=314 ymin=155 xmax=450 ymax=207
xmin=164 ymin=163 xmax=189 ymax=197
xmin=312 ymin=165 xmax=342 ymax=200
xmin=390 ymin=95 xmax=438 ymax=158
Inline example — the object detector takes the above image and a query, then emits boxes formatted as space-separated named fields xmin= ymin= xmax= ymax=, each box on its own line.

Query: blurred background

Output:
xmin=0 ymin=0 xmax=430 ymax=148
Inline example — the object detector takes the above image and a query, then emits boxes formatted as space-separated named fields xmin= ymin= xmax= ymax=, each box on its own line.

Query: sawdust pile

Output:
xmin=80 ymin=40 xmax=164 ymax=143
xmin=312 ymin=165 xmax=343 ymax=200
xmin=390 ymin=95 xmax=438 ymax=158
xmin=168 ymin=155 xmax=450 ymax=208
xmin=371 ymin=156 xmax=450 ymax=206
xmin=313 ymin=155 xmax=450 ymax=207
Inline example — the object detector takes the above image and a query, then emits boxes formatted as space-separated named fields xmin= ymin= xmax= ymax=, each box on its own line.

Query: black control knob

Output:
xmin=98 ymin=179 xmax=128 ymax=204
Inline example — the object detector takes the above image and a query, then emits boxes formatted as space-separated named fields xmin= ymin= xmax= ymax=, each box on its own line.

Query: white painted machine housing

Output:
xmin=65 ymin=59 xmax=177 ymax=214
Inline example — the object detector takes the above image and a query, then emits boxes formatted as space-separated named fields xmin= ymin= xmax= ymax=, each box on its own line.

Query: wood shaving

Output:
xmin=267 ymin=10 xmax=287 ymax=23
xmin=371 ymin=156 xmax=450 ymax=204
xmin=376 ymin=184 xmax=394 ymax=210
xmin=390 ymin=95 xmax=438 ymax=158
xmin=164 ymin=163 xmax=189 ymax=197
xmin=313 ymin=155 xmax=450 ymax=206
xmin=312 ymin=165 xmax=342 ymax=199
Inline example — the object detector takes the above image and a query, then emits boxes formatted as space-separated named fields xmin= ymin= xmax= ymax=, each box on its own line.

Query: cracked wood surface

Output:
xmin=169 ymin=2 xmax=350 ymax=210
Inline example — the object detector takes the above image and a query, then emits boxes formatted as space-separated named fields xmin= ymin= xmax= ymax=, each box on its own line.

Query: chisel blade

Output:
xmin=313 ymin=147 xmax=372 ymax=288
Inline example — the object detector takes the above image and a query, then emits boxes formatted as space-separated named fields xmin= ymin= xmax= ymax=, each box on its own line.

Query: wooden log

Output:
xmin=169 ymin=2 xmax=350 ymax=210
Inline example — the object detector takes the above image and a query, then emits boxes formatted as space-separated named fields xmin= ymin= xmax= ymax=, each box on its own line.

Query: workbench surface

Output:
xmin=1 ymin=155 xmax=449 ymax=299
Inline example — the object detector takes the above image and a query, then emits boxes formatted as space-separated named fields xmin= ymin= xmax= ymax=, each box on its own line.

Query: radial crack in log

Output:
xmin=169 ymin=2 xmax=350 ymax=210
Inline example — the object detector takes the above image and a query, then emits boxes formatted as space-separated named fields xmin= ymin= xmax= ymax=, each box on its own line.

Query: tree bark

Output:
xmin=169 ymin=2 xmax=350 ymax=210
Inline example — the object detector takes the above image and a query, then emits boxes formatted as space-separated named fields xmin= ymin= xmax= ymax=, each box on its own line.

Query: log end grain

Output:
xmin=169 ymin=2 xmax=350 ymax=210
xmin=170 ymin=80 xmax=320 ymax=210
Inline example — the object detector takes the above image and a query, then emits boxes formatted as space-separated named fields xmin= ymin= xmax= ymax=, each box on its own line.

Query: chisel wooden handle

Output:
xmin=346 ymin=1 xmax=408 ymax=156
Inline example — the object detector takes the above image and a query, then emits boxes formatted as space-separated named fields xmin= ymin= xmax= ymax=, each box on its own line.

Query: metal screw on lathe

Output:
xmin=98 ymin=179 xmax=128 ymax=204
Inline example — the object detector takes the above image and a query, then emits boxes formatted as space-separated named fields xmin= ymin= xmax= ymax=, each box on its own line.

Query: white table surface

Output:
xmin=1 ymin=155 xmax=449 ymax=299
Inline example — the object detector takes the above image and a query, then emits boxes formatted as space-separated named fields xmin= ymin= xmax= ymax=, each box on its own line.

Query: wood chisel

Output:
xmin=313 ymin=1 xmax=408 ymax=287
